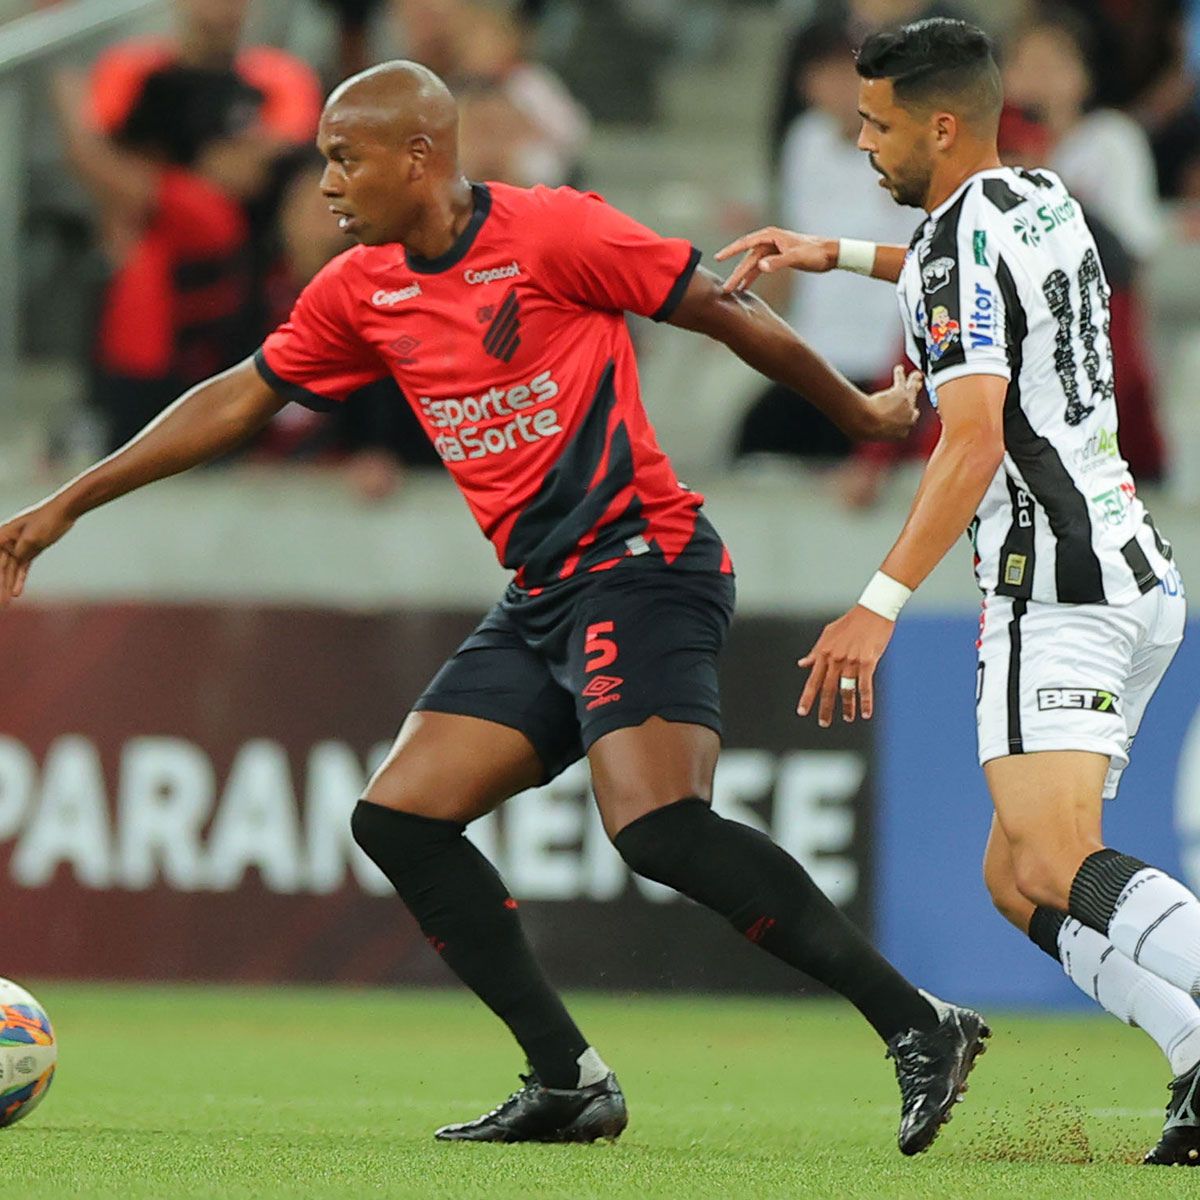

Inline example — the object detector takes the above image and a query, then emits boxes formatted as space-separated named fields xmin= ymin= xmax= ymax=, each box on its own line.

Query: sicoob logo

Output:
xmin=421 ymin=369 xmax=562 ymax=462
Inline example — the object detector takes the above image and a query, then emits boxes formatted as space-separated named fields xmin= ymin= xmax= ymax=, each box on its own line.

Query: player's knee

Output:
xmin=350 ymin=798 xmax=459 ymax=871
xmin=612 ymin=798 xmax=712 ymax=884
xmin=1008 ymin=843 xmax=1074 ymax=911
xmin=982 ymin=855 xmax=1028 ymax=926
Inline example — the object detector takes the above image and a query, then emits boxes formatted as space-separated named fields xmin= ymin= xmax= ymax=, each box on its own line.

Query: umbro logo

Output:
xmin=388 ymin=334 xmax=420 ymax=364
xmin=582 ymin=673 xmax=623 ymax=710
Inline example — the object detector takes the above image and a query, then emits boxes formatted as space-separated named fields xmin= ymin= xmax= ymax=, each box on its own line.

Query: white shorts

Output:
xmin=976 ymin=567 xmax=1186 ymax=799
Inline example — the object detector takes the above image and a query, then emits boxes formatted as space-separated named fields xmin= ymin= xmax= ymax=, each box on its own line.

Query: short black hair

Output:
xmin=856 ymin=18 xmax=1002 ymax=129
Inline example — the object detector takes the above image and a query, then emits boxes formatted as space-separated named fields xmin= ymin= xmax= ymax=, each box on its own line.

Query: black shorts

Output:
xmin=414 ymin=565 xmax=736 ymax=781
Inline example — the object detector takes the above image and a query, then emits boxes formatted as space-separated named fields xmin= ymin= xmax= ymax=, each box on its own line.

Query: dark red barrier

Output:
xmin=0 ymin=603 xmax=874 ymax=991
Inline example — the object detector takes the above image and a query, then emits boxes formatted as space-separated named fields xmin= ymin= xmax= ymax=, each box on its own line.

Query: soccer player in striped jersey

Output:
xmin=721 ymin=18 xmax=1200 ymax=1166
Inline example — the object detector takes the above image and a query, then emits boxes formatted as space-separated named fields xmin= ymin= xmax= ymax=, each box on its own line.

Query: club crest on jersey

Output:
xmin=482 ymin=289 xmax=521 ymax=363
xmin=921 ymin=255 xmax=955 ymax=293
xmin=926 ymin=305 xmax=961 ymax=362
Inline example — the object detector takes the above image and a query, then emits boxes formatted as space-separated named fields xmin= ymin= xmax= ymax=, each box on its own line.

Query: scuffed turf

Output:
xmin=2 ymin=983 xmax=1196 ymax=1198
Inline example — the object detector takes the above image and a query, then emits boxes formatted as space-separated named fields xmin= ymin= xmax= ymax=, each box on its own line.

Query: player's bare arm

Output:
xmin=714 ymin=227 xmax=909 ymax=293
xmin=797 ymin=373 xmax=1006 ymax=727
xmin=668 ymin=265 xmax=920 ymax=441
xmin=0 ymin=359 xmax=285 ymax=606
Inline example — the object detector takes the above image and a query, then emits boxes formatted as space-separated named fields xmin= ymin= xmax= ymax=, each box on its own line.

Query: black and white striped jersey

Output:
xmin=897 ymin=166 xmax=1172 ymax=606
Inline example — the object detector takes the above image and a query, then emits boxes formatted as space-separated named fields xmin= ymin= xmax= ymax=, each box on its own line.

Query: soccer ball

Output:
xmin=0 ymin=979 xmax=55 ymax=1128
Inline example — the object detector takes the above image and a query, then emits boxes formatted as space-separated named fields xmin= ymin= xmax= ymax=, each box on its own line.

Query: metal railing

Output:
xmin=0 ymin=0 xmax=170 ymax=363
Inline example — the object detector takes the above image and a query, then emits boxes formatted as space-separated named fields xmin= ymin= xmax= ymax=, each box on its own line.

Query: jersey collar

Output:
xmin=927 ymin=167 xmax=1011 ymax=222
xmin=405 ymin=182 xmax=492 ymax=274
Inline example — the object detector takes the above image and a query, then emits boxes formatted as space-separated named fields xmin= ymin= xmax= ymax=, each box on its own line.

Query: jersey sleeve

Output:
xmin=917 ymin=203 xmax=1012 ymax=389
xmin=254 ymin=257 xmax=388 ymax=411
xmin=535 ymin=188 xmax=701 ymax=320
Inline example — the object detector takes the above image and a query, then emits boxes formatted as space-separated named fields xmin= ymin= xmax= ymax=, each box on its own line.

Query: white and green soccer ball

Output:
xmin=0 ymin=978 xmax=56 ymax=1128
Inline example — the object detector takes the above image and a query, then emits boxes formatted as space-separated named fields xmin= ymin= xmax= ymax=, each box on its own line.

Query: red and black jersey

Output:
xmin=256 ymin=182 xmax=731 ymax=585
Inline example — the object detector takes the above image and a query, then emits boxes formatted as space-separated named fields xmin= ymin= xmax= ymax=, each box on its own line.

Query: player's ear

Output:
xmin=407 ymin=133 xmax=432 ymax=179
xmin=932 ymin=110 xmax=957 ymax=150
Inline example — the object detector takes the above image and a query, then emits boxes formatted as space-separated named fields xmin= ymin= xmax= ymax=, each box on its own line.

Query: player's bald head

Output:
xmin=322 ymin=60 xmax=459 ymax=157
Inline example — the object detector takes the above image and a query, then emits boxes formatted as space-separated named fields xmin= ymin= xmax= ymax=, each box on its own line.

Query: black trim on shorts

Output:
xmin=651 ymin=245 xmax=703 ymax=322
xmin=1121 ymin=534 xmax=1161 ymax=595
xmin=1006 ymin=598 xmax=1027 ymax=754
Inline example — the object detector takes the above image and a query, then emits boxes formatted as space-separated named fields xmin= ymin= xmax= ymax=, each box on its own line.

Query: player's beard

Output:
xmin=873 ymin=154 xmax=932 ymax=209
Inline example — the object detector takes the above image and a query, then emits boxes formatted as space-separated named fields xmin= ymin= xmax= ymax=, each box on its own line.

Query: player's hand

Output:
xmin=862 ymin=365 xmax=922 ymax=441
xmin=797 ymin=605 xmax=897 ymax=727
xmin=0 ymin=499 xmax=75 ymax=608
xmin=714 ymin=227 xmax=837 ymax=293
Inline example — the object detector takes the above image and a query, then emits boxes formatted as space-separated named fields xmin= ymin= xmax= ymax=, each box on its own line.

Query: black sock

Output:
xmin=613 ymin=798 xmax=938 ymax=1041
xmin=1068 ymin=848 xmax=1148 ymax=934
xmin=1027 ymin=906 xmax=1067 ymax=961
xmin=351 ymin=800 xmax=589 ymax=1088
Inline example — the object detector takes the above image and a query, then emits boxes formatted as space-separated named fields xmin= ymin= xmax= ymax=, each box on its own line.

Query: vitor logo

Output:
xmin=421 ymin=369 xmax=561 ymax=462
xmin=1013 ymin=214 xmax=1041 ymax=246
xmin=1036 ymin=688 xmax=1121 ymax=714
xmin=921 ymin=256 xmax=955 ymax=293
xmin=967 ymin=281 xmax=996 ymax=349
xmin=371 ymin=284 xmax=421 ymax=306
xmin=464 ymin=260 xmax=521 ymax=285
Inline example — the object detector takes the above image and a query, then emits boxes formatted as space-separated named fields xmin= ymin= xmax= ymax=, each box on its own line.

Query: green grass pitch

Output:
xmin=4 ymin=983 xmax=1198 ymax=1198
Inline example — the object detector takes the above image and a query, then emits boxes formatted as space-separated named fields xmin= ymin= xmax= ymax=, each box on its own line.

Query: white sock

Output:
xmin=1106 ymin=869 xmax=1200 ymax=997
xmin=1059 ymin=917 xmax=1200 ymax=1076
xmin=575 ymin=1046 xmax=610 ymax=1087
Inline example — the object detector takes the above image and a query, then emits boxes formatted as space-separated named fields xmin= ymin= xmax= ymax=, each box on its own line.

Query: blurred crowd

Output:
xmin=741 ymin=0 xmax=1197 ymax=504
xmin=18 ymin=0 xmax=1200 ymax=503
xmin=43 ymin=0 xmax=588 ymax=500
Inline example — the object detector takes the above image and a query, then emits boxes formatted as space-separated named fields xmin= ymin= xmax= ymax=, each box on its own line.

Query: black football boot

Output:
xmin=434 ymin=1071 xmax=628 ymax=1143
xmin=1144 ymin=1060 xmax=1200 ymax=1166
xmin=886 ymin=992 xmax=991 ymax=1156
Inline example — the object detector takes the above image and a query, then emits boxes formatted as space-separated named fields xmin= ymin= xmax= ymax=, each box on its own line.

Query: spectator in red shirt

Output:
xmin=55 ymin=65 xmax=283 ymax=451
xmin=87 ymin=0 xmax=321 ymax=144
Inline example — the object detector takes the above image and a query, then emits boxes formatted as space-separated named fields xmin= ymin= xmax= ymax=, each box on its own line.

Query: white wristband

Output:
xmin=857 ymin=571 xmax=912 ymax=621
xmin=836 ymin=238 xmax=877 ymax=276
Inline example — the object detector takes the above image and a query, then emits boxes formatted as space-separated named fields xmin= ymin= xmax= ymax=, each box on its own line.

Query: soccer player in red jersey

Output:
xmin=0 ymin=62 xmax=989 ymax=1153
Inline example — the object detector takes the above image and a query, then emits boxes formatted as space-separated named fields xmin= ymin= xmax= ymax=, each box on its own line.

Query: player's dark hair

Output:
xmin=856 ymin=18 xmax=1002 ymax=130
